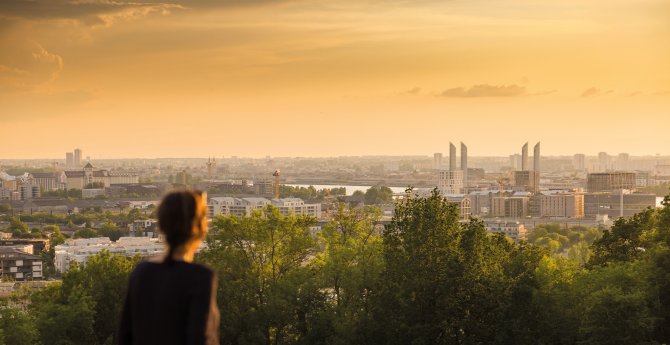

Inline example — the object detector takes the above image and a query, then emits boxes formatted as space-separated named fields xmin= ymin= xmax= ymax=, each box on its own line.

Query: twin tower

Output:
xmin=521 ymin=142 xmax=541 ymax=172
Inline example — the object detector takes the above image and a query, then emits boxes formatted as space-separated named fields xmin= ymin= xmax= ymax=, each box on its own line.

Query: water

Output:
xmin=285 ymin=184 xmax=410 ymax=196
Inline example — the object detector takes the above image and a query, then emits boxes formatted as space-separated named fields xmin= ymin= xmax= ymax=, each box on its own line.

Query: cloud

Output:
xmin=530 ymin=90 xmax=557 ymax=96
xmin=654 ymin=91 xmax=670 ymax=96
xmin=439 ymin=84 xmax=526 ymax=98
xmin=0 ymin=0 xmax=185 ymax=26
xmin=581 ymin=87 xmax=600 ymax=97
xmin=0 ymin=41 xmax=63 ymax=92
xmin=402 ymin=87 xmax=421 ymax=95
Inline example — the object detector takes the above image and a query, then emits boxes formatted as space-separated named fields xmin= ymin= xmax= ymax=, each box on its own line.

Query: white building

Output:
xmin=208 ymin=197 xmax=321 ymax=218
xmin=484 ymin=221 xmax=527 ymax=242
xmin=54 ymin=237 xmax=165 ymax=273
xmin=438 ymin=170 xmax=464 ymax=194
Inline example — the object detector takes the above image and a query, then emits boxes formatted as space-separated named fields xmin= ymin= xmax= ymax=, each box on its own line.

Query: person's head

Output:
xmin=157 ymin=190 xmax=208 ymax=262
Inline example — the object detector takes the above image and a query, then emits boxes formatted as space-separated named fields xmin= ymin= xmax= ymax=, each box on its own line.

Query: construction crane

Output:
xmin=272 ymin=170 xmax=281 ymax=199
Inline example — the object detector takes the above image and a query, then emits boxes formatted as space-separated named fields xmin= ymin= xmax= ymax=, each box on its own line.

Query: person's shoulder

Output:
xmin=186 ymin=262 xmax=215 ymax=276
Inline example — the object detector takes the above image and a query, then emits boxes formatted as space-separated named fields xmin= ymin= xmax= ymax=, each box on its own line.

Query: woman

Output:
xmin=119 ymin=190 xmax=220 ymax=345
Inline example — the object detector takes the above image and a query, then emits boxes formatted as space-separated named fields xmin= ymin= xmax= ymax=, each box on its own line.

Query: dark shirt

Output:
xmin=118 ymin=261 xmax=220 ymax=345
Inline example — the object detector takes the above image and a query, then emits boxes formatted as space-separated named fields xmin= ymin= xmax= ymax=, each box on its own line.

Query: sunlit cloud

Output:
xmin=439 ymin=84 xmax=526 ymax=98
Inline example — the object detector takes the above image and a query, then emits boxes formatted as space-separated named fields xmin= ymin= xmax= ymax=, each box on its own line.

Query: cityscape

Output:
xmin=1 ymin=0 xmax=669 ymax=344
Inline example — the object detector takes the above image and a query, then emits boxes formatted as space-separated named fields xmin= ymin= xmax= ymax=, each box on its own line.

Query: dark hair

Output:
xmin=157 ymin=190 xmax=206 ymax=264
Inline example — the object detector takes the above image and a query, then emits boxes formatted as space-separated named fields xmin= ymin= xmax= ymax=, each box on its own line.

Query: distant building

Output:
xmin=74 ymin=148 xmax=82 ymax=167
xmin=253 ymin=180 xmax=274 ymax=197
xmin=0 ymin=246 xmax=43 ymax=280
xmin=63 ymin=163 xmax=138 ymax=190
xmin=438 ymin=170 xmax=464 ymax=194
xmin=584 ymin=192 xmax=656 ymax=218
xmin=55 ymin=237 xmax=165 ymax=273
xmin=128 ymin=219 xmax=159 ymax=238
xmin=461 ymin=142 xmax=468 ymax=187
xmin=0 ymin=238 xmax=50 ymax=253
xmin=208 ymin=197 xmax=321 ymax=218
xmin=539 ymin=190 xmax=585 ymax=218
xmin=587 ymin=172 xmax=636 ymax=193
xmin=514 ymin=171 xmax=540 ymax=193
xmin=484 ymin=221 xmax=527 ymax=242
xmin=533 ymin=143 xmax=542 ymax=171
xmin=521 ymin=143 xmax=529 ymax=171
xmin=433 ymin=153 xmax=443 ymax=170
xmin=66 ymin=152 xmax=74 ymax=168
xmin=444 ymin=194 xmax=471 ymax=219
xmin=449 ymin=142 xmax=457 ymax=171
xmin=598 ymin=152 xmax=611 ymax=172
xmin=30 ymin=172 xmax=62 ymax=191
xmin=18 ymin=183 xmax=40 ymax=200
xmin=509 ymin=154 xmax=522 ymax=171
xmin=573 ymin=154 xmax=586 ymax=171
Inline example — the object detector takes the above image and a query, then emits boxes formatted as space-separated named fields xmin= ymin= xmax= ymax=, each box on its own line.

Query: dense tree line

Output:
xmin=3 ymin=191 xmax=670 ymax=344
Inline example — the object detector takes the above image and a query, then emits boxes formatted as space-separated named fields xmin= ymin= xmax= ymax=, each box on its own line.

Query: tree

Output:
xmin=32 ymin=285 xmax=97 ymax=345
xmin=199 ymin=206 xmax=319 ymax=345
xmin=100 ymin=221 xmax=124 ymax=241
xmin=31 ymin=251 xmax=140 ymax=345
xmin=74 ymin=228 xmax=99 ymax=239
xmin=363 ymin=186 xmax=393 ymax=205
xmin=374 ymin=189 xmax=466 ymax=344
xmin=311 ymin=205 xmax=384 ymax=344
xmin=0 ymin=304 xmax=39 ymax=345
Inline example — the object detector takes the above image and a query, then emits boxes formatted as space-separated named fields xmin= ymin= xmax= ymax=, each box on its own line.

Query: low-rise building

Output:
xmin=54 ymin=237 xmax=165 ymax=273
xmin=208 ymin=197 xmax=321 ymax=218
xmin=484 ymin=221 xmax=527 ymax=242
xmin=584 ymin=192 xmax=656 ymax=218
xmin=0 ymin=238 xmax=50 ymax=253
xmin=539 ymin=190 xmax=585 ymax=218
xmin=0 ymin=246 xmax=43 ymax=280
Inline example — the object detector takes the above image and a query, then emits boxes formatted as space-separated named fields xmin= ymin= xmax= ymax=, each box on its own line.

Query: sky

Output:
xmin=0 ymin=0 xmax=668 ymax=159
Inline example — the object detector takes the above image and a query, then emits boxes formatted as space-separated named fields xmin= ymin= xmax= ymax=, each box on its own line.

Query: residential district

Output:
xmin=0 ymin=145 xmax=667 ymax=292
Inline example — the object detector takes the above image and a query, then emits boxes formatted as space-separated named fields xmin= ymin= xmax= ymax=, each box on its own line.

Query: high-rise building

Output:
xmin=461 ymin=142 xmax=468 ymax=187
xmin=521 ymin=142 xmax=529 ymax=171
xmin=534 ymin=142 xmax=540 ymax=172
xmin=617 ymin=153 xmax=630 ymax=170
xmin=573 ymin=154 xmax=586 ymax=171
xmin=449 ymin=142 xmax=457 ymax=171
xmin=598 ymin=152 xmax=611 ymax=172
xmin=65 ymin=152 xmax=74 ymax=168
xmin=74 ymin=148 xmax=82 ymax=167
xmin=433 ymin=153 xmax=443 ymax=170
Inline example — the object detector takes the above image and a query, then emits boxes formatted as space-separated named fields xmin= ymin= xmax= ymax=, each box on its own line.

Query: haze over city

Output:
xmin=1 ymin=0 xmax=669 ymax=158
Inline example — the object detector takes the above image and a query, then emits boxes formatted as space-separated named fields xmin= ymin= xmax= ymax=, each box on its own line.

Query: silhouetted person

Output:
xmin=119 ymin=191 xmax=219 ymax=345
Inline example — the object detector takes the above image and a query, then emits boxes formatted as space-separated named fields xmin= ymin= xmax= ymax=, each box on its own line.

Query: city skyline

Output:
xmin=1 ymin=0 xmax=669 ymax=158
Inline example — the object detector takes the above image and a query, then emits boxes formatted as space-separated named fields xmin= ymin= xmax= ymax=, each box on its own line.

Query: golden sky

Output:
xmin=0 ymin=0 xmax=668 ymax=159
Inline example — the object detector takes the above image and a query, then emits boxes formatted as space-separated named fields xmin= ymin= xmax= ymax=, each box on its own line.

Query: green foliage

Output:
xmin=30 ymin=251 xmax=140 ymax=345
xmin=0 ymin=304 xmax=40 ymax=345
xmin=99 ymin=222 xmax=125 ymax=241
xmin=529 ymin=224 xmax=602 ymax=258
xmin=9 ymin=191 xmax=670 ymax=345
xmin=199 ymin=206 xmax=319 ymax=344
xmin=74 ymin=228 xmax=99 ymax=239
xmin=363 ymin=185 xmax=393 ymax=205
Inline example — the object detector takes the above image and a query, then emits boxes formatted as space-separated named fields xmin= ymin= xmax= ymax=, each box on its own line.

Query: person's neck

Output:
xmin=170 ymin=240 xmax=199 ymax=262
